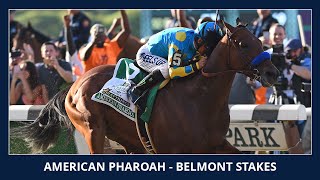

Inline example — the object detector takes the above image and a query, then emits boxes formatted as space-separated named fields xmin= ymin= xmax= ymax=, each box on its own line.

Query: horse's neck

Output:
xmin=202 ymin=43 xmax=236 ymax=103
xmin=191 ymin=43 xmax=236 ymax=108
xmin=33 ymin=30 xmax=51 ymax=43
xmin=165 ymin=43 xmax=236 ymax=113
xmin=203 ymin=43 xmax=231 ymax=74
xmin=197 ymin=72 xmax=235 ymax=107
xmin=30 ymin=39 xmax=42 ymax=63
xmin=168 ymin=70 xmax=235 ymax=111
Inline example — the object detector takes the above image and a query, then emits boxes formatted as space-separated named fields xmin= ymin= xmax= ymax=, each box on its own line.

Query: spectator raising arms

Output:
xmin=165 ymin=9 xmax=197 ymax=29
xmin=10 ymin=61 xmax=48 ymax=105
xmin=79 ymin=10 xmax=131 ymax=72
xmin=63 ymin=14 xmax=84 ymax=80
xmin=58 ymin=10 xmax=91 ymax=50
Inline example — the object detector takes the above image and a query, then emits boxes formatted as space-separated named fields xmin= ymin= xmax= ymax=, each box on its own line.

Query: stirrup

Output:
xmin=128 ymin=87 xmax=144 ymax=103
xmin=128 ymin=88 xmax=140 ymax=103
xmin=128 ymin=87 xmax=146 ymax=110
xmin=133 ymin=94 xmax=145 ymax=110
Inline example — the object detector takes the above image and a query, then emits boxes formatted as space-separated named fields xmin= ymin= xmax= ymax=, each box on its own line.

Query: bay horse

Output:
xmin=12 ymin=22 xmax=51 ymax=63
xmin=11 ymin=19 xmax=279 ymax=154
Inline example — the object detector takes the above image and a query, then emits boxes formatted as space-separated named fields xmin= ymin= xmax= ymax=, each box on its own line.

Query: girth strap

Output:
xmin=135 ymin=110 xmax=156 ymax=154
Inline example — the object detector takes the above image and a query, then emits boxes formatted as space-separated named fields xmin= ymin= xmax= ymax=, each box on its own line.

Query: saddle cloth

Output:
xmin=91 ymin=58 xmax=169 ymax=122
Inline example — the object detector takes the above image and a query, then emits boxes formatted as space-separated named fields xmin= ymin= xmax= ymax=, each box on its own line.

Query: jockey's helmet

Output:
xmin=194 ymin=22 xmax=224 ymax=55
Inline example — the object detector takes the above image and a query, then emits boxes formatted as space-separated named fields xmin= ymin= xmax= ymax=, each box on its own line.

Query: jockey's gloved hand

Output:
xmin=197 ymin=56 xmax=207 ymax=69
xmin=192 ymin=52 xmax=202 ymax=62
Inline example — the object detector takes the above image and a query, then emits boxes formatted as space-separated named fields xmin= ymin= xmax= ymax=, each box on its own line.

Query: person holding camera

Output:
xmin=285 ymin=38 xmax=311 ymax=140
xmin=285 ymin=39 xmax=311 ymax=107
xmin=254 ymin=23 xmax=288 ymax=104
xmin=9 ymin=50 xmax=26 ymax=105
xmin=285 ymin=39 xmax=311 ymax=83
xmin=267 ymin=24 xmax=295 ymax=104
xmin=37 ymin=42 xmax=73 ymax=100
xmin=9 ymin=47 xmax=35 ymax=83
xmin=10 ymin=61 xmax=48 ymax=105
xmin=259 ymin=25 xmax=308 ymax=152
xmin=9 ymin=50 xmax=24 ymax=70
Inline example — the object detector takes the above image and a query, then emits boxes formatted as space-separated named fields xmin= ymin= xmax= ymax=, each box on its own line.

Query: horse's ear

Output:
xmin=236 ymin=17 xmax=248 ymax=27
xmin=236 ymin=18 xmax=241 ymax=26
xmin=27 ymin=21 xmax=32 ymax=29
xmin=223 ymin=21 xmax=236 ymax=33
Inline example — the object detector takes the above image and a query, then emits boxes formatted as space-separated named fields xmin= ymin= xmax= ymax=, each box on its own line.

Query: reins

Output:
xmin=201 ymin=24 xmax=258 ymax=78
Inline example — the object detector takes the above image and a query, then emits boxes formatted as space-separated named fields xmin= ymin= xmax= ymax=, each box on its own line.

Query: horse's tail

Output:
xmin=11 ymin=85 xmax=74 ymax=154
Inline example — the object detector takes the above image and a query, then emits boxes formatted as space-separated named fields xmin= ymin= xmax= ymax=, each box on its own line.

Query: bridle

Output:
xmin=15 ymin=28 xmax=35 ymax=48
xmin=201 ymin=20 xmax=271 ymax=81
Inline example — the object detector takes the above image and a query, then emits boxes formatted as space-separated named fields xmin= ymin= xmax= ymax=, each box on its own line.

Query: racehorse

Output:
xmin=11 ymin=19 xmax=279 ymax=154
xmin=12 ymin=22 xmax=51 ymax=63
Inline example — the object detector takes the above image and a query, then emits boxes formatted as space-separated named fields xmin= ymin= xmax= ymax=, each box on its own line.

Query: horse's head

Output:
xmin=12 ymin=24 xmax=34 ymax=51
xmin=203 ymin=18 xmax=279 ymax=87
xmin=12 ymin=22 xmax=51 ymax=51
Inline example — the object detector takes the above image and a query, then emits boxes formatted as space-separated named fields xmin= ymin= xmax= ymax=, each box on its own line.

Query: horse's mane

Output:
xmin=18 ymin=26 xmax=51 ymax=43
xmin=236 ymin=17 xmax=248 ymax=28
xmin=29 ymin=27 xmax=51 ymax=43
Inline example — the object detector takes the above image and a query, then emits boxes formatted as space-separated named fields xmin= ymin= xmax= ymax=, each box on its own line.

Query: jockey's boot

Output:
xmin=129 ymin=69 xmax=165 ymax=108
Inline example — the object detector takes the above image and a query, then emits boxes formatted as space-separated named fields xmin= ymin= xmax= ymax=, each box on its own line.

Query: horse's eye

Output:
xmin=239 ymin=42 xmax=248 ymax=49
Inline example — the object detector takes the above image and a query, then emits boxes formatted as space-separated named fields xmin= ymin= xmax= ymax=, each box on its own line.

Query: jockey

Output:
xmin=129 ymin=22 xmax=224 ymax=107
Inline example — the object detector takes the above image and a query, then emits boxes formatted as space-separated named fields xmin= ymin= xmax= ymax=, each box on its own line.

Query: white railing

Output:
xmin=9 ymin=104 xmax=309 ymax=153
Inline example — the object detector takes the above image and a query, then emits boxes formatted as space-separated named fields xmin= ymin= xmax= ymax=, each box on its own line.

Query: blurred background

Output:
xmin=12 ymin=9 xmax=311 ymax=45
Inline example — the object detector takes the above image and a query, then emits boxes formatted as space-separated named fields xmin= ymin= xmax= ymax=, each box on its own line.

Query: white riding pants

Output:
xmin=136 ymin=44 xmax=169 ymax=79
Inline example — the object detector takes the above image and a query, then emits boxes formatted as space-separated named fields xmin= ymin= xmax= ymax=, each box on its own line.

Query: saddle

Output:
xmin=91 ymin=58 xmax=169 ymax=153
